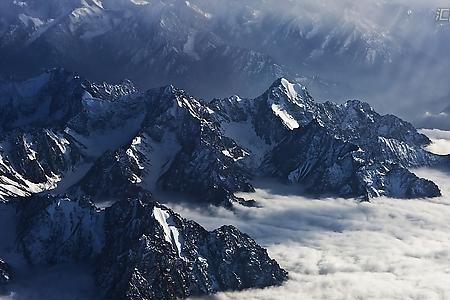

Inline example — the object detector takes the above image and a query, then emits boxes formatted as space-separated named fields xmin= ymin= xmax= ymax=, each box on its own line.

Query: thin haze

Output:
xmin=1 ymin=0 xmax=449 ymax=126
xmin=198 ymin=0 xmax=443 ymax=128
xmin=159 ymin=0 xmax=448 ymax=126
xmin=261 ymin=0 xmax=450 ymax=123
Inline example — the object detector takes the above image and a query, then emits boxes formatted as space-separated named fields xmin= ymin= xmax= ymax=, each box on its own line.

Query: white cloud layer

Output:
xmin=172 ymin=126 xmax=450 ymax=300
xmin=420 ymin=129 xmax=450 ymax=155
xmin=175 ymin=167 xmax=450 ymax=300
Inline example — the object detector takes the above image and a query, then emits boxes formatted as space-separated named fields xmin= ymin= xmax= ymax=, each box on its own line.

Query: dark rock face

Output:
xmin=16 ymin=195 xmax=288 ymax=300
xmin=263 ymin=121 xmax=365 ymax=198
xmin=0 ymin=64 xmax=446 ymax=300
xmin=18 ymin=195 xmax=105 ymax=265
xmin=213 ymin=78 xmax=439 ymax=169
xmin=72 ymin=149 xmax=152 ymax=202
xmin=0 ymin=70 xmax=446 ymax=204
xmin=138 ymin=87 xmax=254 ymax=206
xmin=262 ymin=120 xmax=442 ymax=199
xmin=0 ymin=69 xmax=84 ymax=130
xmin=0 ymin=68 xmax=142 ymax=200
xmin=98 ymin=199 xmax=287 ymax=300
xmin=0 ymin=128 xmax=84 ymax=198
xmin=383 ymin=167 xmax=441 ymax=199
xmin=71 ymin=86 xmax=254 ymax=206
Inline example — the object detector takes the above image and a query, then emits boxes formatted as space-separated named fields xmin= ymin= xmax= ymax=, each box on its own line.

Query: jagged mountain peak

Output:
xmin=211 ymin=77 xmax=314 ymax=128
xmin=341 ymin=99 xmax=376 ymax=114
xmin=254 ymin=77 xmax=316 ymax=131
xmin=13 ymin=194 xmax=288 ymax=299
xmin=269 ymin=77 xmax=311 ymax=101
xmin=83 ymin=78 xmax=139 ymax=102
xmin=144 ymin=84 xmax=215 ymax=124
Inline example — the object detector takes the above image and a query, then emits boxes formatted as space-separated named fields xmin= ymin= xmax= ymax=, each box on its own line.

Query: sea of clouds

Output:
xmin=172 ymin=168 xmax=450 ymax=300
xmin=178 ymin=130 xmax=450 ymax=300
xmin=420 ymin=129 xmax=450 ymax=155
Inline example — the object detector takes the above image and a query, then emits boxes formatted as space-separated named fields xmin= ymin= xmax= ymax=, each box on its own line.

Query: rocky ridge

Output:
xmin=0 ymin=70 xmax=446 ymax=204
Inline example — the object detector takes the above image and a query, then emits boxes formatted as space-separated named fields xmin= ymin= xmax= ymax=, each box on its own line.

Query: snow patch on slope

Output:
xmin=18 ymin=14 xmax=44 ymax=28
xmin=0 ymin=154 xmax=61 ymax=199
xmin=152 ymin=207 xmax=185 ymax=259
xmin=270 ymin=104 xmax=299 ymax=130
xmin=65 ymin=92 xmax=145 ymax=157
xmin=280 ymin=78 xmax=302 ymax=101
xmin=129 ymin=132 xmax=182 ymax=190
xmin=185 ymin=1 xmax=212 ymax=19
xmin=13 ymin=72 xmax=51 ymax=99
xmin=130 ymin=0 xmax=150 ymax=5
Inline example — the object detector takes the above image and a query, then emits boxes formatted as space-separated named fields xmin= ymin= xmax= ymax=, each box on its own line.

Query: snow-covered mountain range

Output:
xmin=1 ymin=0 xmax=449 ymax=125
xmin=0 ymin=0 xmax=285 ymax=98
xmin=0 ymin=68 xmax=448 ymax=299
xmin=0 ymin=69 xmax=447 ymax=205
xmin=0 ymin=1 xmax=449 ymax=298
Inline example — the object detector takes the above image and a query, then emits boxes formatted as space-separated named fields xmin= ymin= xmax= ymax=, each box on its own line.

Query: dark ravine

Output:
xmin=13 ymin=195 xmax=287 ymax=300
